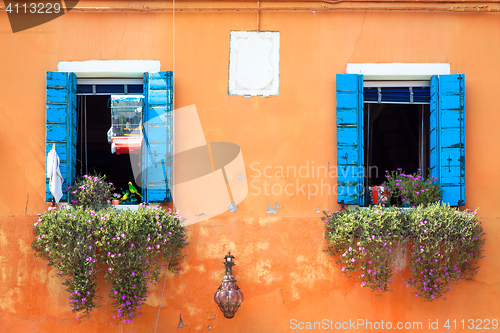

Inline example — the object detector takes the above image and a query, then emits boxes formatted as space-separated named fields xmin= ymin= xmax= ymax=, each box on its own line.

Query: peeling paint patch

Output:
xmin=0 ymin=287 xmax=16 ymax=312
xmin=178 ymin=314 xmax=184 ymax=328
xmin=228 ymin=202 xmax=238 ymax=213
xmin=267 ymin=203 xmax=279 ymax=214
xmin=0 ymin=229 xmax=8 ymax=247
xmin=257 ymin=242 xmax=269 ymax=251
xmin=237 ymin=174 xmax=244 ymax=179
xmin=185 ymin=303 xmax=202 ymax=317
xmin=253 ymin=259 xmax=282 ymax=285
xmin=18 ymin=238 xmax=30 ymax=255
xmin=317 ymin=208 xmax=320 ymax=213
xmin=195 ymin=264 xmax=206 ymax=272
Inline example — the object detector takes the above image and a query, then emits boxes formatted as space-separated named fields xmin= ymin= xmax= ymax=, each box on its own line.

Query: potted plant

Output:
xmin=382 ymin=169 xmax=441 ymax=207
xmin=68 ymin=174 xmax=114 ymax=210
xmin=112 ymin=192 xmax=122 ymax=205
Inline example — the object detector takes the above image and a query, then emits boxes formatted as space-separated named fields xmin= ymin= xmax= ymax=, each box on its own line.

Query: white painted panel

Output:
xmin=229 ymin=31 xmax=280 ymax=97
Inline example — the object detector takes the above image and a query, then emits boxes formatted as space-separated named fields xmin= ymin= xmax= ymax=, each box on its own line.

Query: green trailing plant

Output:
xmin=383 ymin=169 xmax=442 ymax=206
xmin=68 ymin=174 xmax=115 ymax=210
xmin=405 ymin=204 xmax=485 ymax=301
xmin=324 ymin=206 xmax=405 ymax=294
xmin=324 ymin=203 xmax=485 ymax=301
xmin=32 ymin=205 xmax=188 ymax=323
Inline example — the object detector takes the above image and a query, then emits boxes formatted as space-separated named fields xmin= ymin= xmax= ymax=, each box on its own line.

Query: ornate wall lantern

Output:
xmin=214 ymin=252 xmax=244 ymax=319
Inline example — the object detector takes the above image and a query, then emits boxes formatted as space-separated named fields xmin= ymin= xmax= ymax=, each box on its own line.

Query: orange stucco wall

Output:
xmin=1 ymin=1 xmax=499 ymax=332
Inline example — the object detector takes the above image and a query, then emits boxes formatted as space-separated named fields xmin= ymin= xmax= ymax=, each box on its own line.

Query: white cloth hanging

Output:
xmin=47 ymin=145 xmax=64 ymax=203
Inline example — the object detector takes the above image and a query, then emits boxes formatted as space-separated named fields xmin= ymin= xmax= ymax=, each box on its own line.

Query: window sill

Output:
xmin=48 ymin=202 xmax=162 ymax=211
xmin=345 ymin=205 xmax=416 ymax=211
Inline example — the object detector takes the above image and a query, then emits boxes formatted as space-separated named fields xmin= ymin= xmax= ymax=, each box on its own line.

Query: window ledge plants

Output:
xmin=324 ymin=169 xmax=485 ymax=301
xmin=33 ymin=175 xmax=188 ymax=323
xmin=324 ymin=204 xmax=485 ymax=301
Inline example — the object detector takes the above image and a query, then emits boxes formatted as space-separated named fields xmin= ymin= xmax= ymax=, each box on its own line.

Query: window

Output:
xmin=336 ymin=73 xmax=466 ymax=206
xmin=75 ymin=94 xmax=143 ymax=197
xmin=45 ymin=71 xmax=173 ymax=203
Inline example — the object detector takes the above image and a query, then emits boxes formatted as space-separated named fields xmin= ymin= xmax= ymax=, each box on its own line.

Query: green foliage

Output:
xmin=68 ymin=174 xmax=114 ymax=210
xmin=324 ymin=206 xmax=405 ymax=293
xmin=324 ymin=203 xmax=485 ymax=301
xmin=405 ymin=204 xmax=485 ymax=301
xmin=32 ymin=205 xmax=188 ymax=323
xmin=383 ymin=169 xmax=442 ymax=206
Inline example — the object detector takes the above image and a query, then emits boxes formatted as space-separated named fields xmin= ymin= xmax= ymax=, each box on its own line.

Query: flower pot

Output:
xmin=112 ymin=199 xmax=120 ymax=205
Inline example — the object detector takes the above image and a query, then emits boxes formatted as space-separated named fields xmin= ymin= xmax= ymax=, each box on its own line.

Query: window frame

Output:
xmin=45 ymin=69 xmax=173 ymax=204
xmin=336 ymin=70 xmax=466 ymax=207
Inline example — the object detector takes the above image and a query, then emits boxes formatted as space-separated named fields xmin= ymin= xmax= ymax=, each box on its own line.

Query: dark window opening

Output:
xmin=364 ymin=103 xmax=430 ymax=188
xmin=76 ymin=95 xmax=143 ymax=197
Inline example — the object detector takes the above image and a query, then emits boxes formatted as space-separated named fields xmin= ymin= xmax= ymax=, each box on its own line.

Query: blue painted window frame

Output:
xmin=46 ymin=71 xmax=173 ymax=203
xmin=336 ymin=74 xmax=466 ymax=206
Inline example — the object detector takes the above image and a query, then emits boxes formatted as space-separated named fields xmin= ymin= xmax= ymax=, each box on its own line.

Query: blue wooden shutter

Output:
xmin=430 ymin=74 xmax=466 ymax=206
xmin=46 ymin=71 xmax=77 ymax=201
xmin=142 ymin=72 xmax=173 ymax=203
xmin=336 ymin=74 xmax=364 ymax=205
